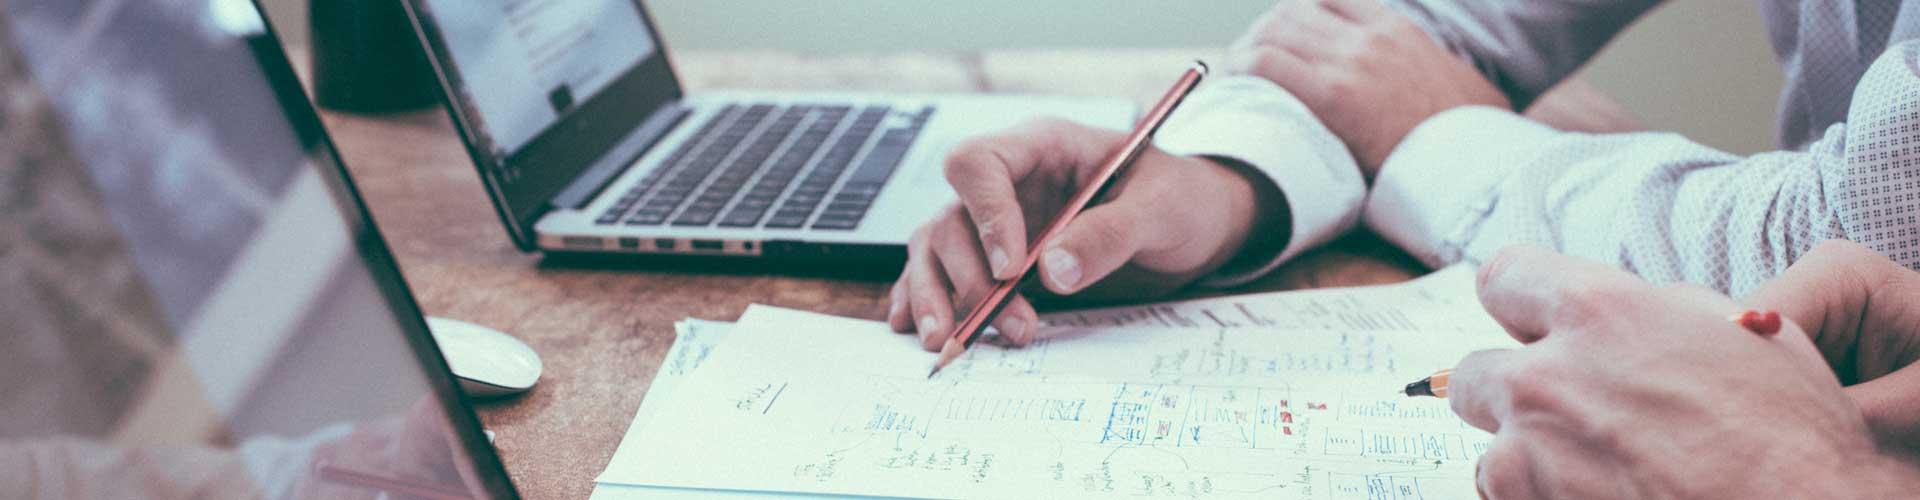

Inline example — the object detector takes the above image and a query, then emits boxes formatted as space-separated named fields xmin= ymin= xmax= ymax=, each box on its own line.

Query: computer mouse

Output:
xmin=425 ymin=317 xmax=542 ymax=398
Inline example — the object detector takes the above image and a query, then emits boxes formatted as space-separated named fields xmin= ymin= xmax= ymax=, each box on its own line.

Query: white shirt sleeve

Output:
xmin=1153 ymin=75 xmax=1367 ymax=287
xmin=1365 ymin=41 xmax=1920 ymax=296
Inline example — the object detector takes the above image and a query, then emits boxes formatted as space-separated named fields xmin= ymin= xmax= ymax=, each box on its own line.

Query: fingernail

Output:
xmin=888 ymin=301 xmax=901 ymax=319
xmin=1044 ymin=247 xmax=1082 ymax=290
xmin=988 ymin=247 xmax=1010 ymax=276
xmin=919 ymin=315 xmax=939 ymax=333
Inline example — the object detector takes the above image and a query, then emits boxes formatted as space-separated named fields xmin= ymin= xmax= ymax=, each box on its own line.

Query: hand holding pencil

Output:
xmin=888 ymin=63 xmax=1283 ymax=357
xmin=1409 ymin=244 xmax=1919 ymax=499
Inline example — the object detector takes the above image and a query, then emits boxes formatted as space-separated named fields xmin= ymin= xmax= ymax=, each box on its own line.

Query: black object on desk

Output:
xmin=310 ymin=0 xmax=439 ymax=112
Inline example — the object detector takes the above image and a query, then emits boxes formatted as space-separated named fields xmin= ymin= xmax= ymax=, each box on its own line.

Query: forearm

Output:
xmin=1367 ymin=106 xmax=1846 ymax=297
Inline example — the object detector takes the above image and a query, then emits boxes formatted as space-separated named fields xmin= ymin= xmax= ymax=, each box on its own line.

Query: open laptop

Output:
xmin=0 ymin=0 xmax=515 ymax=498
xmin=397 ymin=0 xmax=1134 ymax=259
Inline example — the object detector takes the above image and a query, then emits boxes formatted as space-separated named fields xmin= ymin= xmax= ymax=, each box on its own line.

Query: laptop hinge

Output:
xmin=550 ymin=102 xmax=691 ymax=210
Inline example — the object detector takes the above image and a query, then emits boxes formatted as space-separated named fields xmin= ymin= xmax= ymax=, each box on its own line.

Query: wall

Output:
xmin=262 ymin=0 xmax=1784 ymax=153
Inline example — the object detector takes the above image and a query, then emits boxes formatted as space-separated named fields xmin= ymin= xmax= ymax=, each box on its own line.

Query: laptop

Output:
xmin=0 ymin=0 xmax=515 ymax=498
xmin=397 ymin=0 xmax=1135 ymax=260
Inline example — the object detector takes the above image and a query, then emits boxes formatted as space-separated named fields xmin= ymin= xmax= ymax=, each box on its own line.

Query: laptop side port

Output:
xmin=690 ymin=239 xmax=724 ymax=251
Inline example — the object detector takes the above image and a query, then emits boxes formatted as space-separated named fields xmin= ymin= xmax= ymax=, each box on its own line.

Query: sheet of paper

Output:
xmin=598 ymin=268 xmax=1514 ymax=499
xmin=1039 ymin=266 xmax=1490 ymax=333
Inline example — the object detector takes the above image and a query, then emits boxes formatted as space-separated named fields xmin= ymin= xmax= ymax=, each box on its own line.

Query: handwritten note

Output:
xmin=595 ymin=266 xmax=1514 ymax=499
xmin=1039 ymin=266 xmax=1495 ymax=333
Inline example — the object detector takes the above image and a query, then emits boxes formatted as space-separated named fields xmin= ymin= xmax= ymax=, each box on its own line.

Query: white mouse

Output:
xmin=426 ymin=317 xmax=542 ymax=397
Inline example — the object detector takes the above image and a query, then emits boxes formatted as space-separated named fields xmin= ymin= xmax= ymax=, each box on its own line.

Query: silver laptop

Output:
xmin=397 ymin=0 xmax=1134 ymax=259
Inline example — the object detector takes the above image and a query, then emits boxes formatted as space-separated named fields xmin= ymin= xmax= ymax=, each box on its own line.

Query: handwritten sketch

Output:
xmin=592 ymin=266 xmax=1511 ymax=499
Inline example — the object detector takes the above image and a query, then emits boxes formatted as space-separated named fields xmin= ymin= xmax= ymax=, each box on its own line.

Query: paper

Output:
xmin=1040 ymin=266 xmax=1490 ymax=332
xmin=596 ymin=266 xmax=1515 ymax=499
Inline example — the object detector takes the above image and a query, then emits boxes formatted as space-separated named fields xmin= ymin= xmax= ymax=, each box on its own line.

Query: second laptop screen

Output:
xmin=417 ymin=0 xmax=656 ymax=156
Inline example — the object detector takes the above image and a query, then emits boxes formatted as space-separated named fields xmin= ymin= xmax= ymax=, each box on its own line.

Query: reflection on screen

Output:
xmin=417 ymin=0 xmax=655 ymax=159
xmin=0 ymin=0 xmax=494 ymax=498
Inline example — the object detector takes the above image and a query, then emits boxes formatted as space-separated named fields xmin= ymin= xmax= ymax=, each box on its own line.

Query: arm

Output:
xmin=886 ymin=76 xmax=1367 ymax=346
xmin=1446 ymin=246 xmax=1920 ymax=499
xmin=1365 ymin=40 xmax=1920 ymax=296
xmin=1383 ymin=0 xmax=1665 ymax=109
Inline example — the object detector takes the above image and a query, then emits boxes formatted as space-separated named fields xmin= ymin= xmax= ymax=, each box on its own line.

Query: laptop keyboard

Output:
xmin=593 ymin=103 xmax=931 ymax=231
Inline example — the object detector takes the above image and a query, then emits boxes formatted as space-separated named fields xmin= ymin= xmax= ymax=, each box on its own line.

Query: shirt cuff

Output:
xmin=1365 ymin=105 xmax=1561 ymax=267
xmin=1154 ymin=75 xmax=1367 ymax=287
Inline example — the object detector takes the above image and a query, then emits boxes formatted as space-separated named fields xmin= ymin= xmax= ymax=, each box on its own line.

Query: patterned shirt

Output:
xmin=1157 ymin=1 xmax=1920 ymax=297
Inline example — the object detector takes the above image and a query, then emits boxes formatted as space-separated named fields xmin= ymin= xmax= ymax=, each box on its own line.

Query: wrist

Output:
xmin=1790 ymin=443 xmax=1920 ymax=497
xmin=1193 ymin=155 xmax=1289 ymax=274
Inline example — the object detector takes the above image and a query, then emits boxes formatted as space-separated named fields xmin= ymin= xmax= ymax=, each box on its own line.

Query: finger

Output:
xmin=905 ymin=229 xmax=957 ymax=351
xmin=1447 ymin=348 xmax=1522 ymax=433
xmin=928 ymin=207 xmax=1043 ymax=347
xmin=887 ymin=273 xmax=912 ymax=333
xmin=1847 ymin=366 xmax=1920 ymax=454
xmin=994 ymin=296 xmax=1041 ymax=347
xmin=944 ymin=121 xmax=1116 ymax=280
xmin=930 ymin=212 xmax=1000 ymax=319
xmin=1036 ymin=200 xmax=1151 ymax=295
xmin=1476 ymin=245 xmax=1645 ymax=344
xmin=1476 ymin=434 xmax=1545 ymax=500
xmin=1225 ymin=44 xmax=1324 ymax=96
xmin=1321 ymin=0 xmax=1396 ymax=23
xmin=1742 ymin=240 xmax=1891 ymax=364
xmin=1251 ymin=0 xmax=1350 ymax=56
xmin=1655 ymin=282 xmax=1742 ymax=318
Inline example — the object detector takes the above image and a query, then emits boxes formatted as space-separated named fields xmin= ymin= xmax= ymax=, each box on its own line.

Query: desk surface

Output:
xmin=315 ymin=49 xmax=1627 ymax=499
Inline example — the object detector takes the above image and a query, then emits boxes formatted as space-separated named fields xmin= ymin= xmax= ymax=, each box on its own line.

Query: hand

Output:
xmin=1226 ymin=0 xmax=1508 ymax=177
xmin=887 ymin=119 xmax=1278 ymax=350
xmin=1449 ymin=245 xmax=1918 ymax=499
xmin=297 ymin=399 xmax=485 ymax=499
xmin=1743 ymin=240 xmax=1920 ymax=456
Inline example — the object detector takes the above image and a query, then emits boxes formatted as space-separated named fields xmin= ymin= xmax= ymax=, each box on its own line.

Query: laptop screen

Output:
xmin=415 ymin=0 xmax=656 ymax=156
xmin=404 ymin=0 xmax=682 ymax=247
xmin=0 ymin=0 xmax=514 ymax=498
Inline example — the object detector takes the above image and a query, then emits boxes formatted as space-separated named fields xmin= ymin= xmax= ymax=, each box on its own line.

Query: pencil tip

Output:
xmin=926 ymin=367 xmax=941 ymax=379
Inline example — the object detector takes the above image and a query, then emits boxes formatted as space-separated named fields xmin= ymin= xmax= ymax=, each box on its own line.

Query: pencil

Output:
xmin=928 ymin=61 xmax=1209 ymax=378
xmin=1402 ymin=308 xmax=1787 ymax=398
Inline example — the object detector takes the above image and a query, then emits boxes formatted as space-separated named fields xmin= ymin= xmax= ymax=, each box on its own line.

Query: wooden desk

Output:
xmin=316 ymin=49 xmax=1627 ymax=499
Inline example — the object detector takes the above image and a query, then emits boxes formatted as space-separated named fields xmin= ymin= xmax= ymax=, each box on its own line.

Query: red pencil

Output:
xmin=927 ymin=61 xmax=1210 ymax=378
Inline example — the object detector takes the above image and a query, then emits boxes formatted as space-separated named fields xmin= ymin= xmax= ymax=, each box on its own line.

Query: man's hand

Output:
xmin=1450 ymin=245 xmax=1918 ymax=499
xmin=887 ymin=119 xmax=1276 ymax=350
xmin=1744 ymin=240 xmax=1920 ymax=456
xmin=1227 ymin=0 xmax=1508 ymax=177
xmin=299 ymin=400 xmax=485 ymax=499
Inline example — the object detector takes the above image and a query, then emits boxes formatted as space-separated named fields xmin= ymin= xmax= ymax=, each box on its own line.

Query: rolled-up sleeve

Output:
xmin=1155 ymin=75 xmax=1367 ymax=287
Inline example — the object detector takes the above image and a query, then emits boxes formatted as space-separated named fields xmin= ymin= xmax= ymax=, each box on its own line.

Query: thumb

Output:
xmin=1036 ymin=200 xmax=1150 ymax=295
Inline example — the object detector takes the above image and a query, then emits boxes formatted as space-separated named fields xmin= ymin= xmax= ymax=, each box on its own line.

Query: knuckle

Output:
xmin=1242 ymin=49 xmax=1287 ymax=80
xmin=1026 ymin=116 xmax=1078 ymax=132
xmin=1360 ymin=27 xmax=1396 ymax=52
xmin=1499 ymin=360 xmax=1569 ymax=413
xmin=909 ymin=225 xmax=935 ymax=248
xmin=1084 ymin=216 xmax=1133 ymax=249
xmin=943 ymin=142 xmax=992 ymax=181
xmin=1478 ymin=450 xmax=1532 ymax=500
xmin=1551 ymin=284 xmax=1635 ymax=329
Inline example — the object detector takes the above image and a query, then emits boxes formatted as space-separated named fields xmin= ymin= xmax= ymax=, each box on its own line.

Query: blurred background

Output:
xmin=261 ymin=0 xmax=1782 ymax=154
